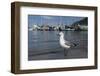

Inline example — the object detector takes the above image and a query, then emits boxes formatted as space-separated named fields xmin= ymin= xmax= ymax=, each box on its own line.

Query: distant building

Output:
xmin=32 ymin=24 xmax=41 ymax=30
xmin=41 ymin=25 xmax=49 ymax=31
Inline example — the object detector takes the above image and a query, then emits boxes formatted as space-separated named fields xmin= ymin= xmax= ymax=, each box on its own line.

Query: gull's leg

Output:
xmin=64 ymin=49 xmax=68 ymax=56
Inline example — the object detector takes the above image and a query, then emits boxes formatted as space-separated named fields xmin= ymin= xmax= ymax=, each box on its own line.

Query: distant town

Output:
xmin=28 ymin=17 xmax=88 ymax=31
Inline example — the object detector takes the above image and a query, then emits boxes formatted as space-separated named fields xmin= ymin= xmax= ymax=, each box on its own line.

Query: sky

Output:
xmin=28 ymin=15 xmax=86 ymax=27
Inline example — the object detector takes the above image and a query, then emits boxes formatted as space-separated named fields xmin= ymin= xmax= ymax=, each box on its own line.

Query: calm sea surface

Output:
xmin=28 ymin=31 xmax=88 ymax=60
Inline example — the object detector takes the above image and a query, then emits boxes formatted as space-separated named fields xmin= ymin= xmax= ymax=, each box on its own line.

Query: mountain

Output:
xmin=71 ymin=17 xmax=88 ymax=31
xmin=72 ymin=17 xmax=88 ymax=26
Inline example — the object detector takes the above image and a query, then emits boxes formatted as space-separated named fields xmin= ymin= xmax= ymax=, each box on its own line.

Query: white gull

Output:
xmin=58 ymin=32 xmax=77 ymax=56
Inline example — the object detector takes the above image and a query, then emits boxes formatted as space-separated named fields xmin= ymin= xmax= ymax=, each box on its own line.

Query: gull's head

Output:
xmin=59 ymin=32 xmax=64 ymax=36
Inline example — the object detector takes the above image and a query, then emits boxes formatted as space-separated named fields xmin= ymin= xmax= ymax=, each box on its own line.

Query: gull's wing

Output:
xmin=64 ymin=40 xmax=77 ymax=47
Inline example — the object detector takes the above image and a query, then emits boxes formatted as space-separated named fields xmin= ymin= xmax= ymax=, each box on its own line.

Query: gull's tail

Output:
xmin=72 ymin=42 xmax=79 ymax=47
xmin=73 ymin=43 xmax=77 ymax=46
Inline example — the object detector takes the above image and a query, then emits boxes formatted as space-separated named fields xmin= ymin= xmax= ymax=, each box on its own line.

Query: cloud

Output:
xmin=41 ymin=16 xmax=53 ymax=19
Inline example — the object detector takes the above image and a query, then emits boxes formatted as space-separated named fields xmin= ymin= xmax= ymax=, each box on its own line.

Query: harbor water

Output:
xmin=28 ymin=31 xmax=88 ymax=61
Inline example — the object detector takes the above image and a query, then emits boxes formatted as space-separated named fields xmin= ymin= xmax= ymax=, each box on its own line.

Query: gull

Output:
xmin=58 ymin=32 xmax=77 ymax=56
